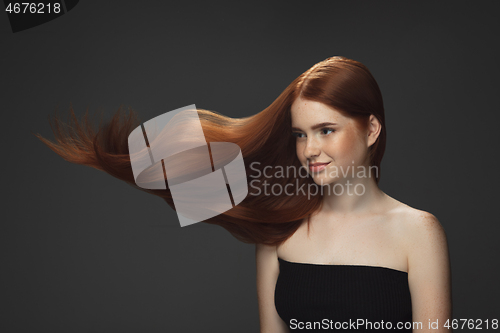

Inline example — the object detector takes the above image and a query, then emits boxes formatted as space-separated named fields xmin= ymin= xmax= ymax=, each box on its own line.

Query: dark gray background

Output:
xmin=1 ymin=1 xmax=499 ymax=332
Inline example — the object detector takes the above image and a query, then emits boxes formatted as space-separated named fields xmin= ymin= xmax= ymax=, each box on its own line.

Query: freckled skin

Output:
xmin=291 ymin=96 xmax=369 ymax=186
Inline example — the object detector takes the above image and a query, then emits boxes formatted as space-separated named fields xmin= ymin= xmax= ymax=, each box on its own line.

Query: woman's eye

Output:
xmin=321 ymin=128 xmax=335 ymax=135
xmin=292 ymin=132 xmax=305 ymax=138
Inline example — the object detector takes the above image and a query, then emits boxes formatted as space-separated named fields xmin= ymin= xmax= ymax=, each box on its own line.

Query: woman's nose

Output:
xmin=304 ymin=138 xmax=321 ymax=159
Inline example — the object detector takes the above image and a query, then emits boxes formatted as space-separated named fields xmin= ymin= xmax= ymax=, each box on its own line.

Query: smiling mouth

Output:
xmin=308 ymin=162 xmax=331 ymax=172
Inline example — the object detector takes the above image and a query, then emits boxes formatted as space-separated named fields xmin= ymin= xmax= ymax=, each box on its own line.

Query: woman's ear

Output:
xmin=367 ymin=114 xmax=382 ymax=148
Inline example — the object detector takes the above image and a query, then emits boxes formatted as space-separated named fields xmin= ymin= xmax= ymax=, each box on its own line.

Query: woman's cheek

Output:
xmin=335 ymin=130 xmax=363 ymax=162
xmin=296 ymin=143 xmax=306 ymax=163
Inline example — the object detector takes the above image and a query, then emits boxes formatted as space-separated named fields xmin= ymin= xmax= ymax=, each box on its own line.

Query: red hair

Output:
xmin=35 ymin=56 xmax=386 ymax=245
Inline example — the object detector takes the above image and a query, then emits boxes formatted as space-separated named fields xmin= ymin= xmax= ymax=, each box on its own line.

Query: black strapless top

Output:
xmin=275 ymin=258 xmax=412 ymax=332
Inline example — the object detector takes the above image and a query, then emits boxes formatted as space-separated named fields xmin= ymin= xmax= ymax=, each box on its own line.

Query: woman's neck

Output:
xmin=320 ymin=175 xmax=385 ymax=216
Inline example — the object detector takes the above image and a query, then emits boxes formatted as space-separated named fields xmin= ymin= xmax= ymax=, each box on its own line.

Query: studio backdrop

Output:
xmin=1 ymin=1 xmax=499 ymax=332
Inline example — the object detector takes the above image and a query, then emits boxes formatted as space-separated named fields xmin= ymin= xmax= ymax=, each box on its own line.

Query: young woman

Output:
xmin=37 ymin=56 xmax=452 ymax=332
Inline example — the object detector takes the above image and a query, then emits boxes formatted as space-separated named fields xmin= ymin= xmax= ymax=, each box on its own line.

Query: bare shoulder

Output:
xmin=386 ymin=199 xmax=453 ymax=324
xmin=256 ymin=243 xmax=279 ymax=263
xmin=383 ymin=194 xmax=442 ymax=231
xmin=384 ymin=197 xmax=448 ymax=262
xmin=400 ymin=207 xmax=445 ymax=242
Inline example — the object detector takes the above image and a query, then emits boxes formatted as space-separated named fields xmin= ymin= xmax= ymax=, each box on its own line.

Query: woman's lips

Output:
xmin=308 ymin=162 xmax=331 ymax=173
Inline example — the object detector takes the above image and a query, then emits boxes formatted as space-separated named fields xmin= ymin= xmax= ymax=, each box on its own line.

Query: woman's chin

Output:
xmin=311 ymin=176 xmax=337 ymax=186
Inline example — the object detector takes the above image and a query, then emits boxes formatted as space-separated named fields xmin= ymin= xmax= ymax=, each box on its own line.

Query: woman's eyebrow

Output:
xmin=291 ymin=122 xmax=337 ymax=131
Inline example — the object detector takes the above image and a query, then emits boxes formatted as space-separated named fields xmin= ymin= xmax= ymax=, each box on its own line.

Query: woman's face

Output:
xmin=290 ymin=97 xmax=370 ymax=186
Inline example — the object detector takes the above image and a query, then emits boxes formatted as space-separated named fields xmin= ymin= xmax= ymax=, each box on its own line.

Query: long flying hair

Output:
xmin=36 ymin=56 xmax=386 ymax=245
